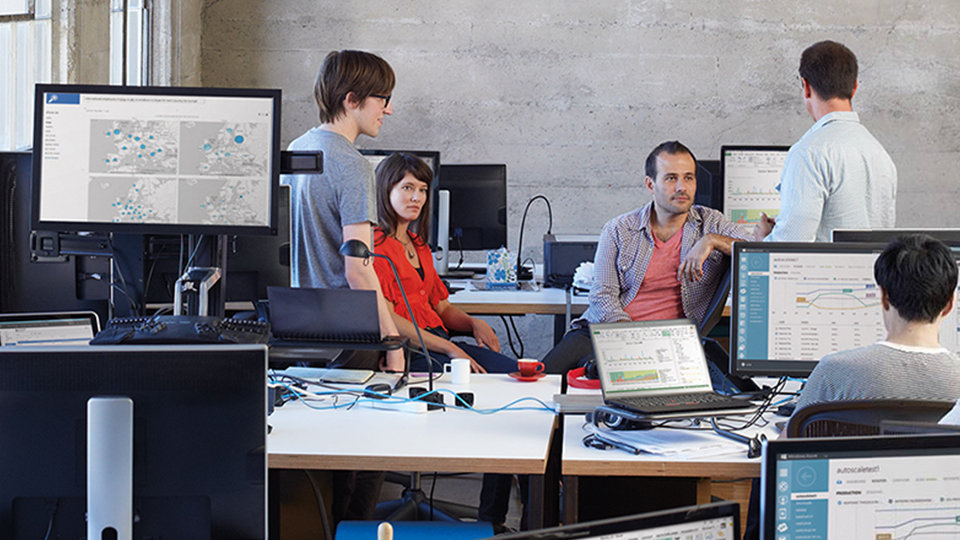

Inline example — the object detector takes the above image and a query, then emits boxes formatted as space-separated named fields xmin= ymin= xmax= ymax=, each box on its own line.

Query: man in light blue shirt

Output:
xmin=758 ymin=41 xmax=897 ymax=242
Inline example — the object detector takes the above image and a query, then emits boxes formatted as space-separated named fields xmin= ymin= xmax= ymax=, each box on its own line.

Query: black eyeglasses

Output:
xmin=371 ymin=93 xmax=391 ymax=107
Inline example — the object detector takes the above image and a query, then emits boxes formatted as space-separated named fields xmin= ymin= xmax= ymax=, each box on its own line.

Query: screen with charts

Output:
xmin=0 ymin=317 xmax=95 ymax=346
xmin=731 ymin=242 xmax=960 ymax=378
xmin=591 ymin=321 xmax=712 ymax=396
xmin=32 ymin=84 xmax=280 ymax=235
xmin=763 ymin=435 xmax=960 ymax=540
xmin=721 ymin=146 xmax=789 ymax=225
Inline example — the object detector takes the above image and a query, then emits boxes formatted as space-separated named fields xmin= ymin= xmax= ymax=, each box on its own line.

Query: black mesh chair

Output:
xmin=784 ymin=399 xmax=956 ymax=438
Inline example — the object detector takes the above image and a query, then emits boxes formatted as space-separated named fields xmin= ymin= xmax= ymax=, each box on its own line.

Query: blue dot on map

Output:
xmin=234 ymin=135 xmax=244 ymax=144
xmin=140 ymin=144 xmax=146 ymax=149
xmin=135 ymin=136 xmax=140 ymax=141
xmin=204 ymin=144 xmax=212 ymax=151
xmin=114 ymin=129 xmax=120 ymax=134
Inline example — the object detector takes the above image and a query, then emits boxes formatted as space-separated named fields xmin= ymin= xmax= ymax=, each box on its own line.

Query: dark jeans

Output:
xmin=331 ymin=470 xmax=387 ymax=523
xmin=478 ymin=473 xmax=529 ymax=527
xmin=408 ymin=328 xmax=518 ymax=373
xmin=542 ymin=327 xmax=594 ymax=374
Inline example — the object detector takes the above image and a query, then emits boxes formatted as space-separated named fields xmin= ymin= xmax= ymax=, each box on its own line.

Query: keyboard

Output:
xmin=610 ymin=392 xmax=746 ymax=415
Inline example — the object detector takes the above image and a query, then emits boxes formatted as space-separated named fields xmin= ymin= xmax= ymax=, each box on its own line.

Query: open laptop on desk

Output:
xmin=0 ymin=311 xmax=100 ymax=346
xmin=590 ymin=319 xmax=756 ymax=418
xmin=497 ymin=501 xmax=739 ymax=539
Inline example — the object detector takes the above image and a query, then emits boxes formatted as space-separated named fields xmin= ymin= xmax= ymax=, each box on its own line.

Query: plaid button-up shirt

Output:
xmin=573 ymin=203 xmax=752 ymax=329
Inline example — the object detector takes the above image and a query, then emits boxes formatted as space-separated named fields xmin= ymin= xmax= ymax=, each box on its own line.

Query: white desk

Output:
xmin=561 ymin=411 xmax=781 ymax=525
xmin=268 ymin=373 xmax=563 ymax=526
xmin=447 ymin=281 xmax=588 ymax=316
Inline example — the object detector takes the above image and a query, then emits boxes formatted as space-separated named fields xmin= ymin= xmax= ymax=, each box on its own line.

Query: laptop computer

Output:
xmin=0 ymin=311 xmax=100 ymax=346
xmin=761 ymin=433 xmax=960 ymax=540
xmin=590 ymin=319 xmax=756 ymax=418
xmin=267 ymin=286 xmax=383 ymax=345
xmin=497 ymin=501 xmax=739 ymax=539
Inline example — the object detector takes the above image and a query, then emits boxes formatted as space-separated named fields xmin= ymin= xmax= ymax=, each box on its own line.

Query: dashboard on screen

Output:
xmin=762 ymin=435 xmax=960 ymax=540
xmin=31 ymin=84 xmax=281 ymax=235
xmin=730 ymin=242 xmax=960 ymax=378
xmin=721 ymin=145 xmax=789 ymax=225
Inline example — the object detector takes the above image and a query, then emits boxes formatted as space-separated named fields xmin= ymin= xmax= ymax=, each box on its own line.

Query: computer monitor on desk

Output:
xmin=731 ymin=241 xmax=960 ymax=378
xmin=762 ymin=434 xmax=960 ymax=540
xmin=832 ymin=227 xmax=960 ymax=247
xmin=0 ymin=345 xmax=267 ymax=539
xmin=721 ymin=145 xmax=789 ymax=225
xmin=32 ymin=84 xmax=281 ymax=236
xmin=439 ymin=164 xmax=507 ymax=252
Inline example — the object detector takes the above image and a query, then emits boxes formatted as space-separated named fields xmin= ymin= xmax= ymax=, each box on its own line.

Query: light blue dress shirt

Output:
xmin=766 ymin=111 xmax=897 ymax=242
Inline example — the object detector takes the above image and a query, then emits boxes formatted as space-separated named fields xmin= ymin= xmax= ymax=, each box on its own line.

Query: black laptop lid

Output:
xmin=266 ymin=287 xmax=380 ymax=341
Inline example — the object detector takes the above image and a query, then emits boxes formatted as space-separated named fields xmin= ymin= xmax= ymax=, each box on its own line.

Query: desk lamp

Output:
xmin=339 ymin=240 xmax=437 ymax=399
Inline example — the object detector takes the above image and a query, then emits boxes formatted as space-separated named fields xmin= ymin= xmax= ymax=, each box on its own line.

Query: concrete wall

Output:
xmin=199 ymin=0 xmax=960 ymax=358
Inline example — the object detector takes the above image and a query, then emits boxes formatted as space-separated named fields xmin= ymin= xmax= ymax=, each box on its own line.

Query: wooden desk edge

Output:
xmin=562 ymin=459 xmax=760 ymax=478
xmin=451 ymin=302 xmax=587 ymax=316
xmin=270 ymin=454 xmax=548 ymax=474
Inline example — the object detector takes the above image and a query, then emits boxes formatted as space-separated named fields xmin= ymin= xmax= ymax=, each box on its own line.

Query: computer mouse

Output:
xmin=363 ymin=383 xmax=392 ymax=399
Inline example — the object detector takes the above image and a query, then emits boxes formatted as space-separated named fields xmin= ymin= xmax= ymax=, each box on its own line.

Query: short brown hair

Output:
xmin=799 ymin=41 xmax=858 ymax=101
xmin=314 ymin=50 xmax=395 ymax=123
xmin=374 ymin=152 xmax=433 ymax=246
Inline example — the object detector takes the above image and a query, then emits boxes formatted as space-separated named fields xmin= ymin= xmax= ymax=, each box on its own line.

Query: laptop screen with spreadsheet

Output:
xmin=590 ymin=319 xmax=713 ymax=398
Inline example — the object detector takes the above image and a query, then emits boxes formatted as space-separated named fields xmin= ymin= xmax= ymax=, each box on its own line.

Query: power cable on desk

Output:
xmin=499 ymin=315 xmax=524 ymax=358
xmin=271 ymin=376 xmax=557 ymax=414
xmin=515 ymin=195 xmax=553 ymax=282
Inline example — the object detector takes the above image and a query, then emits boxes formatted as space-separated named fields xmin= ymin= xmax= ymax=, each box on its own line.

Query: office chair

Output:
xmin=374 ymin=471 xmax=478 ymax=522
xmin=698 ymin=255 xmax=759 ymax=393
xmin=698 ymin=254 xmax=732 ymax=337
xmin=785 ymin=399 xmax=956 ymax=438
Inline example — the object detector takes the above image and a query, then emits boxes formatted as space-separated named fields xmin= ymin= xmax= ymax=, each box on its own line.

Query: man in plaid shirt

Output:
xmin=544 ymin=141 xmax=755 ymax=374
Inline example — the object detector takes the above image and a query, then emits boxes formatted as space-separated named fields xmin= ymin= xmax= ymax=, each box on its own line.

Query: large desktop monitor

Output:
xmin=761 ymin=434 xmax=960 ymax=540
xmin=721 ymin=145 xmax=789 ymax=225
xmin=439 ymin=164 xmax=507 ymax=251
xmin=31 ymin=84 xmax=282 ymax=236
xmin=832 ymin=227 xmax=960 ymax=247
xmin=731 ymin=241 xmax=960 ymax=378
xmin=0 ymin=344 xmax=267 ymax=538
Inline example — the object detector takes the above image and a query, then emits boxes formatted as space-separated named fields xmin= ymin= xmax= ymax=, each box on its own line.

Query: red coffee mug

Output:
xmin=517 ymin=359 xmax=545 ymax=377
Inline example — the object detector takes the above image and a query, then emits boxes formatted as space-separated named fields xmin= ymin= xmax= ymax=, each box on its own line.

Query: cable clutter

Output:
xmin=581 ymin=377 xmax=790 ymax=458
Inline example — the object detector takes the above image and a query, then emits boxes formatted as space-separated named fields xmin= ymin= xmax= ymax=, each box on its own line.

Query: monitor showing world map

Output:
xmin=31 ymin=84 xmax=281 ymax=235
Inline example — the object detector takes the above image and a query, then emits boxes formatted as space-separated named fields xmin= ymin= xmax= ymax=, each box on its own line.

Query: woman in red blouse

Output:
xmin=372 ymin=152 xmax=516 ymax=374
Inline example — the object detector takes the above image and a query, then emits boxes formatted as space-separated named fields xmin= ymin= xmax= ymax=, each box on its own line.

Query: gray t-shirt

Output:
xmin=281 ymin=128 xmax=377 ymax=289
xmin=795 ymin=342 xmax=960 ymax=413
